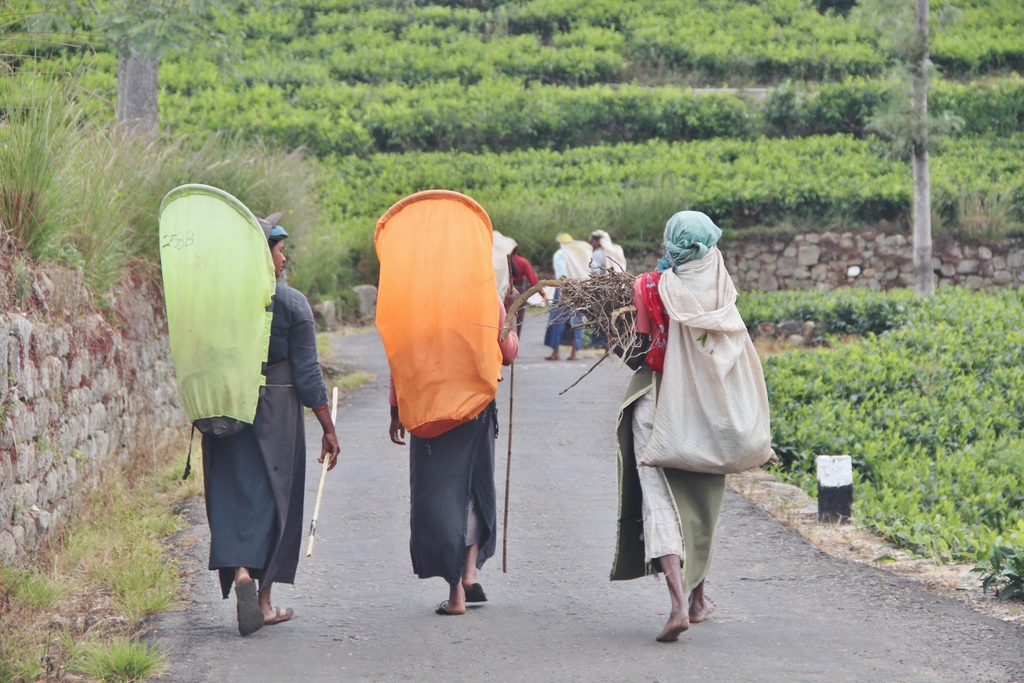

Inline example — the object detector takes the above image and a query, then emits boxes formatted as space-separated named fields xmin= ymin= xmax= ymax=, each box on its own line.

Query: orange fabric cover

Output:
xmin=375 ymin=191 xmax=502 ymax=438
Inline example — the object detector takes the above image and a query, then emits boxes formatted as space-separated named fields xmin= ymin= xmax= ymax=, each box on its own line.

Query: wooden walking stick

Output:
xmin=306 ymin=386 xmax=339 ymax=558
xmin=502 ymin=361 xmax=514 ymax=573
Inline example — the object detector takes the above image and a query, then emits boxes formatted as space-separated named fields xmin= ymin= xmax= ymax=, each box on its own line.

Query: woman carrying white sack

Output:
xmin=610 ymin=211 xmax=774 ymax=643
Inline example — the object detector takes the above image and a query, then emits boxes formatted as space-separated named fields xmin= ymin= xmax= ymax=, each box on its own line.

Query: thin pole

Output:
xmin=306 ymin=386 xmax=339 ymax=558
xmin=502 ymin=362 xmax=515 ymax=573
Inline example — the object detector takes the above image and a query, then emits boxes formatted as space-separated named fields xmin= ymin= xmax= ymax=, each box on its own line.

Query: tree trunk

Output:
xmin=911 ymin=0 xmax=933 ymax=296
xmin=116 ymin=45 xmax=158 ymax=133
xmin=912 ymin=147 xmax=932 ymax=295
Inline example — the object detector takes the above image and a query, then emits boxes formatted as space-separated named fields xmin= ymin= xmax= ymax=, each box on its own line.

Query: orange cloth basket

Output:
xmin=375 ymin=191 xmax=502 ymax=438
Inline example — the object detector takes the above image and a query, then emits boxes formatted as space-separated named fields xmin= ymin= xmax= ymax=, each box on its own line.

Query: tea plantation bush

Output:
xmin=292 ymin=134 xmax=1024 ymax=298
xmin=739 ymin=287 xmax=918 ymax=336
xmin=23 ymin=2 xmax=1024 ymax=156
xmin=743 ymin=288 xmax=1024 ymax=563
xmin=318 ymin=134 xmax=1024 ymax=231
xmin=156 ymin=76 xmax=1024 ymax=156
xmin=160 ymin=78 xmax=760 ymax=156
xmin=149 ymin=1 xmax=1024 ymax=87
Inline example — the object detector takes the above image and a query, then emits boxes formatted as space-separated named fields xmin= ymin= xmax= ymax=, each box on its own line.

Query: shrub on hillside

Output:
xmin=0 ymin=77 xmax=324 ymax=295
xmin=758 ymin=288 xmax=1024 ymax=562
xmin=738 ymin=288 xmax=918 ymax=336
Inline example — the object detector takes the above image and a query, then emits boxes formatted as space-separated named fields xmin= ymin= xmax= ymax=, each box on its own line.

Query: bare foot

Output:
xmin=544 ymin=353 xmax=560 ymax=361
xmin=436 ymin=600 xmax=466 ymax=615
xmin=688 ymin=584 xmax=716 ymax=623
xmin=656 ymin=612 xmax=690 ymax=642
xmin=437 ymin=582 xmax=467 ymax=615
xmin=567 ymin=354 xmax=580 ymax=361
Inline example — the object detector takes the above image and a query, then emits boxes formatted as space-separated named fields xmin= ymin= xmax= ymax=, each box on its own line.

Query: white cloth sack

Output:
xmin=638 ymin=248 xmax=774 ymax=475
xmin=595 ymin=231 xmax=628 ymax=273
xmin=560 ymin=240 xmax=593 ymax=279
xmin=492 ymin=230 xmax=518 ymax=298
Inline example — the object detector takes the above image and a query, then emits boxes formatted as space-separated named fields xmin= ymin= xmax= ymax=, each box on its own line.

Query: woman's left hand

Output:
xmin=319 ymin=430 xmax=340 ymax=471
xmin=312 ymin=403 xmax=341 ymax=471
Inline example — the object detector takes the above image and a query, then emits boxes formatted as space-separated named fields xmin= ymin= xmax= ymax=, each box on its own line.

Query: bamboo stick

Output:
xmin=502 ymin=362 xmax=515 ymax=573
xmin=305 ymin=386 xmax=338 ymax=558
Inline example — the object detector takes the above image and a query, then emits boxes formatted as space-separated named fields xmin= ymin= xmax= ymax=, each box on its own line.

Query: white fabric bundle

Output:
xmin=593 ymin=230 xmax=628 ymax=273
xmin=638 ymin=247 xmax=774 ymax=474
xmin=559 ymin=240 xmax=594 ymax=279
xmin=492 ymin=230 xmax=518 ymax=297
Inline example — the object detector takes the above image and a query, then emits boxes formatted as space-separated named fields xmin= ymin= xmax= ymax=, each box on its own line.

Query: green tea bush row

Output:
xmin=155 ymin=74 xmax=1024 ymax=156
xmin=764 ymin=77 xmax=1024 ymax=139
xmin=738 ymin=288 xmax=918 ymax=336
xmin=290 ymin=135 xmax=1024 ymax=299
xmin=26 ymin=1 xmax=1024 ymax=94
xmin=746 ymin=287 xmax=1024 ymax=563
xmin=317 ymin=134 xmax=1024 ymax=229
xmin=160 ymin=78 xmax=759 ymax=155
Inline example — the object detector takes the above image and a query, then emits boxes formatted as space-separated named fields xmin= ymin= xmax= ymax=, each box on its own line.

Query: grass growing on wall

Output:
xmin=0 ymin=461 xmax=203 ymax=683
xmin=0 ymin=77 xmax=326 ymax=300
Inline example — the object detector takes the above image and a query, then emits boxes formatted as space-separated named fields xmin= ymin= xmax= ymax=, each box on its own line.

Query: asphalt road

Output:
xmin=153 ymin=316 xmax=1024 ymax=683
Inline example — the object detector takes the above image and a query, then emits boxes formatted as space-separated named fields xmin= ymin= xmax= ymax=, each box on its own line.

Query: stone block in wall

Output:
xmin=28 ymin=505 xmax=51 ymax=537
xmin=778 ymin=256 xmax=799 ymax=271
xmin=40 ymin=356 xmax=62 ymax=395
xmin=312 ymin=300 xmax=337 ymax=331
xmin=1008 ymin=253 xmax=1023 ymax=269
xmin=0 ymin=529 xmax=15 ymax=559
xmin=352 ymin=285 xmax=378 ymax=319
xmin=957 ymin=259 xmax=979 ymax=274
xmin=797 ymin=245 xmax=821 ymax=266
xmin=979 ymin=246 xmax=993 ymax=260
xmin=757 ymin=272 xmax=779 ymax=290
xmin=994 ymin=270 xmax=1013 ymax=285
xmin=939 ymin=263 xmax=956 ymax=278
xmin=966 ymin=275 xmax=984 ymax=290
xmin=9 ymin=315 xmax=32 ymax=352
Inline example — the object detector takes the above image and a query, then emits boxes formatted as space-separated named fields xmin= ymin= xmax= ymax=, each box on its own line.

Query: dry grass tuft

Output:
xmin=0 ymin=460 xmax=200 ymax=683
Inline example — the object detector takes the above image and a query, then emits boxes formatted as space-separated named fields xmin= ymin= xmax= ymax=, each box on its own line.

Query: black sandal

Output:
xmin=436 ymin=601 xmax=464 ymax=615
xmin=464 ymin=583 xmax=488 ymax=603
xmin=235 ymin=580 xmax=264 ymax=636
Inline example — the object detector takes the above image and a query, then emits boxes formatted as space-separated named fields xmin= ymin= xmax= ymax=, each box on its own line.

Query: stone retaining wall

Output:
xmin=633 ymin=232 xmax=1024 ymax=291
xmin=0 ymin=265 xmax=185 ymax=559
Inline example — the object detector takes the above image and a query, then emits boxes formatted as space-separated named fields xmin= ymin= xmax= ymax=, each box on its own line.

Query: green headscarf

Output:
xmin=657 ymin=211 xmax=722 ymax=272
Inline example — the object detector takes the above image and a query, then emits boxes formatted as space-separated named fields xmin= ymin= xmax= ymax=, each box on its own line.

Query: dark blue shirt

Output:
xmin=268 ymin=284 xmax=329 ymax=409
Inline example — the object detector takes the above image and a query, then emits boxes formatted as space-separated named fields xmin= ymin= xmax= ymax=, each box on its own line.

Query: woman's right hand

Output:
xmin=389 ymin=405 xmax=406 ymax=445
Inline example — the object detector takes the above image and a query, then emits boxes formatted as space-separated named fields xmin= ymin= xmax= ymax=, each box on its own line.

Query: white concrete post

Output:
xmin=817 ymin=455 xmax=853 ymax=524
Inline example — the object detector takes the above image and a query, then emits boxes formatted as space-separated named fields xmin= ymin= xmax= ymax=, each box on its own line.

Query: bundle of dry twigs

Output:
xmin=502 ymin=270 xmax=638 ymax=352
